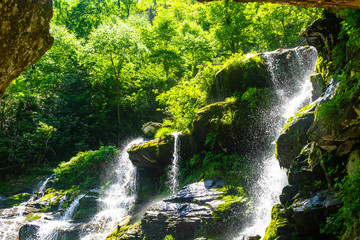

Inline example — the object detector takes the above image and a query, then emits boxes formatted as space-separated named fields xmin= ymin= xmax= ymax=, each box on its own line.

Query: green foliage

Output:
xmin=315 ymin=10 xmax=360 ymax=128
xmin=154 ymin=127 xmax=176 ymax=139
xmin=180 ymin=152 xmax=253 ymax=187
xmin=157 ymin=77 xmax=207 ymax=130
xmin=53 ymin=146 xmax=118 ymax=190
xmin=321 ymin=163 xmax=360 ymax=239
xmin=163 ymin=235 xmax=175 ymax=240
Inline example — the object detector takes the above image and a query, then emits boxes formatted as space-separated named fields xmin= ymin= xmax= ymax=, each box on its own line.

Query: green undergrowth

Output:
xmin=53 ymin=146 xmax=118 ymax=190
xmin=180 ymin=151 xmax=254 ymax=187
xmin=315 ymin=9 xmax=360 ymax=128
xmin=321 ymin=163 xmax=360 ymax=239
xmin=0 ymin=167 xmax=53 ymax=196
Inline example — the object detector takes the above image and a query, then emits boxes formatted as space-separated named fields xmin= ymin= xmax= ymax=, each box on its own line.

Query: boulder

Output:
xmin=193 ymin=90 xmax=277 ymax=155
xmin=209 ymin=55 xmax=271 ymax=102
xmin=128 ymin=135 xmax=174 ymax=170
xmin=0 ymin=0 xmax=54 ymax=98
xmin=73 ymin=193 xmax=99 ymax=222
xmin=128 ymin=131 xmax=197 ymax=171
xmin=208 ymin=47 xmax=317 ymax=102
xmin=124 ymin=179 xmax=247 ymax=240
xmin=287 ymin=190 xmax=341 ymax=231
xmin=276 ymin=105 xmax=315 ymax=168
xmin=19 ymin=224 xmax=40 ymax=240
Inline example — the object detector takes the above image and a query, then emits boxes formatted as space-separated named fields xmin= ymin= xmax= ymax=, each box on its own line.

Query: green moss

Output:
xmin=163 ymin=235 xmax=175 ymax=240
xmin=3 ymin=193 xmax=31 ymax=207
xmin=280 ymin=102 xmax=317 ymax=134
xmin=39 ymin=188 xmax=65 ymax=212
xmin=214 ymin=186 xmax=247 ymax=213
xmin=106 ymin=222 xmax=141 ymax=240
xmin=27 ymin=213 xmax=42 ymax=222
xmin=263 ymin=204 xmax=288 ymax=240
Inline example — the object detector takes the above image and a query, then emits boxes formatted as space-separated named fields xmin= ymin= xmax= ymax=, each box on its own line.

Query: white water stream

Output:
xmin=168 ymin=132 xmax=181 ymax=194
xmin=236 ymin=46 xmax=318 ymax=239
xmin=0 ymin=175 xmax=54 ymax=240
xmin=80 ymin=138 xmax=143 ymax=240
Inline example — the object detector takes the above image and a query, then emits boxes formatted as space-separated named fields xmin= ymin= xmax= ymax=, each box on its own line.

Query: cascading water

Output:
xmin=168 ymin=132 xmax=181 ymax=194
xmin=0 ymin=175 xmax=54 ymax=240
xmin=236 ymin=46 xmax=318 ymax=239
xmin=80 ymin=138 xmax=143 ymax=240
xmin=37 ymin=194 xmax=85 ymax=240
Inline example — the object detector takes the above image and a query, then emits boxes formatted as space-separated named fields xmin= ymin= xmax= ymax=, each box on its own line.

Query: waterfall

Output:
xmin=236 ymin=46 xmax=318 ymax=239
xmin=168 ymin=132 xmax=181 ymax=195
xmin=0 ymin=175 xmax=54 ymax=240
xmin=80 ymin=138 xmax=143 ymax=240
xmin=37 ymin=194 xmax=85 ymax=240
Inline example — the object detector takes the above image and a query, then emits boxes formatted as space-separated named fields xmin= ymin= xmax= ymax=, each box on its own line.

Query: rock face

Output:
xmin=119 ymin=179 xmax=247 ymax=239
xmin=198 ymin=0 xmax=360 ymax=9
xmin=276 ymin=103 xmax=316 ymax=168
xmin=0 ymin=0 xmax=54 ymax=98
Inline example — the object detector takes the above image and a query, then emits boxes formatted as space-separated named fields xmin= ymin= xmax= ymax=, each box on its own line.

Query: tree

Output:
xmin=84 ymin=20 xmax=148 ymax=139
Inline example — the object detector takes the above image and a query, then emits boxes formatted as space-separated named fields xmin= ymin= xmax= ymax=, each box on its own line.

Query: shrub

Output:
xmin=53 ymin=146 xmax=118 ymax=190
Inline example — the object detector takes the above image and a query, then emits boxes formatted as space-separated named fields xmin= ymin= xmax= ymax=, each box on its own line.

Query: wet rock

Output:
xmin=2 ymin=193 xmax=31 ymax=207
xmin=73 ymin=194 xmax=99 ymax=222
xmin=241 ymin=235 xmax=261 ymax=240
xmin=259 ymin=47 xmax=317 ymax=97
xmin=138 ymin=179 xmax=246 ymax=239
xmin=279 ymin=185 xmax=298 ymax=205
xmin=276 ymin=106 xmax=315 ymax=168
xmin=128 ymin=131 xmax=196 ymax=171
xmin=128 ymin=135 xmax=174 ymax=170
xmin=310 ymin=73 xmax=326 ymax=101
xmin=287 ymin=190 xmax=341 ymax=231
xmin=19 ymin=224 xmax=40 ymax=240
xmin=0 ymin=0 xmax=54 ymax=98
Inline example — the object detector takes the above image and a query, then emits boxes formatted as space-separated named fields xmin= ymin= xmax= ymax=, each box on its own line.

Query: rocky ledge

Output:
xmin=111 ymin=179 xmax=248 ymax=240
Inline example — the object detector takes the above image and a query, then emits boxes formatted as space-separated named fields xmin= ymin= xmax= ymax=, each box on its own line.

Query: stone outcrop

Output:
xmin=276 ymin=103 xmax=316 ymax=168
xmin=198 ymin=0 xmax=360 ymax=9
xmin=0 ymin=0 xmax=53 ymax=98
xmin=117 ymin=179 xmax=248 ymax=239
xmin=128 ymin=133 xmax=197 ymax=171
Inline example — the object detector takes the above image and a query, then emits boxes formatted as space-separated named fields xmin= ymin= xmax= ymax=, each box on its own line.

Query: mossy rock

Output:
xmin=73 ymin=195 xmax=98 ymax=222
xmin=276 ymin=103 xmax=316 ymax=168
xmin=209 ymin=55 xmax=271 ymax=102
xmin=3 ymin=193 xmax=31 ymax=207
xmin=127 ymin=134 xmax=174 ymax=170
xmin=36 ymin=189 xmax=65 ymax=212
xmin=193 ymin=89 xmax=277 ymax=155
xmin=264 ymin=204 xmax=298 ymax=240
